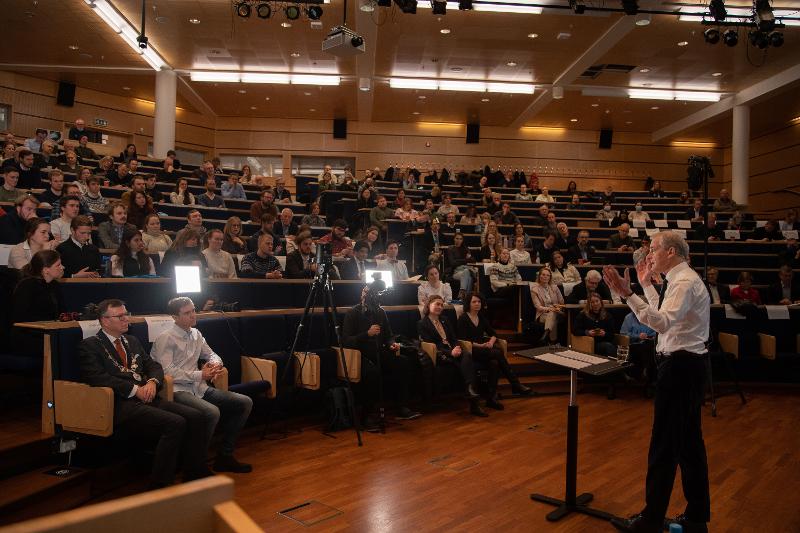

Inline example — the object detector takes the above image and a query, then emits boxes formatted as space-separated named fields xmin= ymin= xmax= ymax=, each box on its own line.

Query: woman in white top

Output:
xmin=141 ymin=214 xmax=173 ymax=254
xmin=394 ymin=197 xmax=419 ymax=222
xmin=202 ymin=229 xmax=237 ymax=279
xmin=8 ymin=217 xmax=58 ymax=269
xmin=417 ymin=264 xmax=453 ymax=307
xmin=110 ymin=230 xmax=156 ymax=277
xmin=534 ymin=186 xmax=555 ymax=204
xmin=548 ymin=250 xmax=581 ymax=285
xmin=529 ymin=267 xmax=565 ymax=343
xmin=509 ymin=235 xmax=532 ymax=265
xmin=170 ymin=178 xmax=195 ymax=205
xmin=628 ymin=201 xmax=651 ymax=222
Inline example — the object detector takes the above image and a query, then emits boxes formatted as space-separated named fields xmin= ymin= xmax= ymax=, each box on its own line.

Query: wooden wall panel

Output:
xmin=746 ymin=122 xmax=800 ymax=214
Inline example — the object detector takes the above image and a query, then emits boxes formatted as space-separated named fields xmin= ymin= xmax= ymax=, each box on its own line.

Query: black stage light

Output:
xmin=256 ymin=2 xmax=271 ymax=18
xmin=722 ymin=28 xmax=738 ymax=46
xmin=394 ymin=0 xmax=418 ymax=14
xmin=769 ymin=31 xmax=784 ymax=47
xmin=621 ymin=0 xmax=638 ymax=16
xmin=307 ymin=5 xmax=323 ymax=19
xmin=709 ymin=0 xmax=726 ymax=22
xmin=704 ymin=28 xmax=720 ymax=44
xmin=458 ymin=0 xmax=472 ymax=9
xmin=749 ymin=30 xmax=769 ymax=49
xmin=236 ymin=1 xmax=251 ymax=18
xmin=432 ymin=0 xmax=446 ymax=15
xmin=285 ymin=5 xmax=301 ymax=19
xmin=570 ymin=0 xmax=586 ymax=14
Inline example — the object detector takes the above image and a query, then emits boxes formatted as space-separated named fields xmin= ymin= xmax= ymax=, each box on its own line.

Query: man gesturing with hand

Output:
xmin=603 ymin=231 xmax=711 ymax=533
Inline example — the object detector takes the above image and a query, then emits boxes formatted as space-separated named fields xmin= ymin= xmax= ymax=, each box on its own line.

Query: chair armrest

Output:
xmin=420 ymin=341 xmax=437 ymax=366
xmin=158 ymin=375 xmax=174 ymax=402
xmin=293 ymin=353 xmax=320 ymax=391
xmin=569 ymin=334 xmax=595 ymax=355
xmin=332 ymin=347 xmax=361 ymax=383
xmin=54 ymin=380 xmax=114 ymax=437
xmin=614 ymin=334 xmax=630 ymax=347
xmin=242 ymin=356 xmax=277 ymax=398
xmin=215 ymin=368 xmax=230 ymax=391
xmin=213 ymin=501 xmax=263 ymax=533
xmin=718 ymin=332 xmax=739 ymax=359
xmin=458 ymin=340 xmax=473 ymax=352
xmin=758 ymin=333 xmax=776 ymax=360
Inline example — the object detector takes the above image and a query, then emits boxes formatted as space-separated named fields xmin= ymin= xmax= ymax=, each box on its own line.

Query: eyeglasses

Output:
xmin=103 ymin=312 xmax=131 ymax=320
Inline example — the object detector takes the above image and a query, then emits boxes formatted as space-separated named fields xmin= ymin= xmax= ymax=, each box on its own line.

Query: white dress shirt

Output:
xmin=625 ymin=261 xmax=709 ymax=355
xmin=150 ymin=323 xmax=223 ymax=396
xmin=376 ymin=258 xmax=409 ymax=281
xmin=417 ymin=281 xmax=453 ymax=307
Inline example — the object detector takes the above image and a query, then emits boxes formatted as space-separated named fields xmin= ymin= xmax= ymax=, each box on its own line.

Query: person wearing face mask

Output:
xmin=596 ymin=201 xmax=616 ymax=224
xmin=629 ymin=202 xmax=651 ymax=222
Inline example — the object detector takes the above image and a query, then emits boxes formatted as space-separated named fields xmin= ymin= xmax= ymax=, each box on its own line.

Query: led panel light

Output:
xmin=190 ymin=71 xmax=241 ymax=82
xmin=390 ymin=78 xmax=439 ymax=90
xmin=487 ymin=82 xmax=535 ymax=94
xmin=674 ymin=91 xmax=721 ymax=102
xmin=628 ymin=89 xmax=674 ymax=100
xmin=291 ymin=74 xmax=340 ymax=85
xmin=474 ymin=4 xmax=543 ymax=13
xmin=242 ymin=73 xmax=291 ymax=84
xmin=439 ymin=80 xmax=487 ymax=92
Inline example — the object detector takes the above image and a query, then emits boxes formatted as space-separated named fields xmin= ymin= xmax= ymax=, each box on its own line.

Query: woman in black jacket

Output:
xmin=573 ymin=292 xmax=617 ymax=357
xmin=417 ymin=294 xmax=485 ymax=416
xmin=11 ymin=250 xmax=64 ymax=355
xmin=457 ymin=292 xmax=531 ymax=404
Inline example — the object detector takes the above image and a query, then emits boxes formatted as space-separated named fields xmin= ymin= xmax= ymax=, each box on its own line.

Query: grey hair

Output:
xmin=585 ymin=269 xmax=602 ymax=282
xmin=656 ymin=230 xmax=690 ymax=260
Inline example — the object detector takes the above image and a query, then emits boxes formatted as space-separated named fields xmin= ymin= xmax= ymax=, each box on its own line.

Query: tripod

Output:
xmin=280 ymin=259 xmax=363 ymax=447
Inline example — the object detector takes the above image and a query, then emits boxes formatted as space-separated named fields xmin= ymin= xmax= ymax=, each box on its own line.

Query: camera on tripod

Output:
xmin=364 ymin=277 xmax=388 ymax=313
xmin=315 ymin=242 xmax=334 ymax=269
xmin=687 ymin=155 xmax=714 ymax=191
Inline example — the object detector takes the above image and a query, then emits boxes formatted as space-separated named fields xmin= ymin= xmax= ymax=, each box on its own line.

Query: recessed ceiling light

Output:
xmin=265 ymin=97 xmax=270 ymax=101
xmin=68 ymin=44 xmax=79 ymax=51
xmin=281 ymin=22 xmax=292 ymax=28
xmin=481 ymin=98 xmax=490 ymax=102
xmin=591 ymin=103 xmax=599 ymax=107
xmin=122 ymin=86 xmax=131 ymax=91
xmin=418 ymin=95 xmax=426 ymax=99
xmin=570 ymin=118 xmax=578 ymax=122
xmin=412 ymin=111 xmax=421 ymax=115
xmin=189 ymin=18 xmax=200 ymax=24
xmin=712 ymin=72 xmax=723 ymax=77
xmin=677 ymin=41 xmax=689 ymax=46
xmin=238 ymin=89 xmax=247 ymax=94
xmin=651 ymin=106 xmax=660 ymax=110
xmin=639 ymin=67 xmax=650 ymax=73
xmin=309 ymin=108 xmax=316 ymax=112
xmin=450 ymin=67 xmax=463 ymax=72
xmin=303 ymin=91 xmax=312 ymax=96
xmin=625 ymin=121 xmax=633 ymax=125
xmin=290 ymin=52 xmax=301 ymax=58
xmin=440 ymin=28 xmax=451 ymax=34
xmin=250 ymin=106 xmax=257 ymax=110
xmin=506 ymin=61 xmax=517 ymax=67
xmin=527 ymin=33 xmax=538 ymax=39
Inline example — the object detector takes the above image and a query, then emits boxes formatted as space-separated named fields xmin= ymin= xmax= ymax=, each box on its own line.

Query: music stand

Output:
xmin=522 ymin=348 xmax=630 ymax=523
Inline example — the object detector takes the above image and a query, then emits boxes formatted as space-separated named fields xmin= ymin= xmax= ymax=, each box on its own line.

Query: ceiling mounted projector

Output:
xmin=322 ymin=25 xmax=365 ymax=56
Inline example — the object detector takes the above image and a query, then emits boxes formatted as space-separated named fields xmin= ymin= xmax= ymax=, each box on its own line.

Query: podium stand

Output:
xmin=520 ymin=348 xmax=630 ymax=523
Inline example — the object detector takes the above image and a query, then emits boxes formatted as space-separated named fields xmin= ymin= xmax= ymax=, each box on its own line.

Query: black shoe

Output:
xmin=611 ymin=513 xmax=662 ymax=533
xmin=469 ymin=400 xmax=488 ymax=417
xmin=665 ymin=514 xmax=708 ymax=533
xmin=213 ymin=455 xmax=253 ymax=473
xmin=466 ymin=384 xmax=480 ymax=399
xmin=485 ymin=397 xmax=504 ymax=410
xmin=512 ymin=382 xmax=533 ymax=396
xmin=396 ymin=407 xmax=422 ymax=420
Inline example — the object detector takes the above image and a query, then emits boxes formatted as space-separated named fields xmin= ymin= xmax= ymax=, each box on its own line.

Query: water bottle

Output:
xmin=669 ymin=523 xmax=683 ymax=533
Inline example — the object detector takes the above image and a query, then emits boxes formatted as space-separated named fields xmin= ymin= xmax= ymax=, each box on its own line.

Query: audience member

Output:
xmin=695 ymin=212 xmax=723 ymax=241
xmin=179 ymin=209 xmax=208 ymax=240
xmin=8 ymin=217 xmax=57 ymax=269
xmin=0 ymin=166 xmax=23 ymax=203
xmin=197 ymin=179 xmax=225 ymax=208
xmin=170 ymin=178 xmax=196 ymax=205
xmin=368 ymin=195 xmax=393 ymax=232
xmin=141 ymin=214 xmax=173 ymax=254
xmin=489 ymin=248 xmax=521 ymax=295
xmin=535 ymin=232 xmax=558 ymax=264
xmin=239 ymin=232 xmax=282 ymax=279
xmin=573 ymin=292 xmax=617 ymax=357
xmin=394 ymin=197 xmax=418 ymax=222
xmin=95 ymin=156 xmax=114 ymax=178
xmin=110 ymin=230 xmax=156 ymax=277
xmin=555 ymin=222 xmax=575 ymax=249
xmin=778 ymin=239 xmax=799 ymax=268
xmin=160 ymin=228 xmax=208 ymax=276
xmin=107 ymin=162 xmax=132 ymax=188
xmin=119 ymin=143 xmax=138 ymax=163
xmin=250 ymin=189 xmax=278 ymax=223
xmin=566 ymin=194 xmax=583 ymax=210
xmin=515 ymin=184 xmax=533 ymax=201
xmin=376 ymin=240 xmax=409 ymax=281
xmin=530 ymin=268 xmax=566 ymax=343
xmin=459 ymin=205 xmax=479 ymax=226
xmin=24 ymin=128 xmax=48 ymax=153
xmin=567 ymin=230 xmax=595 ymax=265
xmin=704 ymin=267 xmax=729 ymax=304
xmin=202 ymin=229 xmax=237 ymax=279
xmin=730 ymin=271 xmax=761 ymax=304
xmin=510 ymin=235 xmax=532 ymax=266
xmin=340 ymin=241 xmax=374 ymax=281
xmin=494 ymin=203 xmax=519 ymax=226
xmin=649 ymin=181 xmax=666 ymax=198
xmin=436 ymin=193 xmax=460 ymax=218
xmin=629 ymin=201 xmax=651 ymax=223
xmin=247 ymin=213 xmax=277 ymax=254
xmin=78 ymin=298 xmax=211 ymax=488
xmin=273 ymin=177 xmax=292 ymax=202
xmin=479 ymin=231 xmax=502 ymax=263
xmin=417 ymin=264 xmax=453 ymax=306
xmin=58 ymin=150 xmax=80 ymax=174
xmin=68 ymin=118 xmax=87 ymax=141
xmin=632 ymin=236 xmax=651 ymax=266
xmin=317 ymin=219 xmax=354 ymax=257
xmin=534 ymin=186 xmax=555 ymax=204
xmin=84 ymin=177 xmax=109 ymax=214
xmin=566 ymin=269 xmax=612 ymax=303
xmin=608 ymin=223 xmax=635 ymax=251
xmin=767 ymin=264 xmax=800 ymax=305
xmin=284 ymin=232 xmax=317 ymax=279
xmin=685 ymin=198 xmax=706 ymax=223
xmin=779 ymin=209 xmax=798 ymax=231
xmin=11 ymin=250 xmax=64 ymax=355
xmin=363 ymin=225 xmax=385 ymax=258
xmin=749 ymin=219 xmax=782 ymax=241
xmin=273 ymin=207 xmax=298 ymax=244
xmin=38 ymin=169 xmax=65 ymax=208
xmin=125 ymin=191 xmax=155 ymax=230
xmin=151 ymin=297 xmax=253 ymax=473
xmin=157 ymin=156 xmax=179 ymax=183
xmin=301 ymin=202 xmax=326 ymax=226
xmin=0 ymin=195 xmax=40 ymax=244
xmin=596 ymin=201 xmax=616 ymax=224
xmin=221 ymin=216 xmax=247 ymax=255
xmin=221 ymin=174 xmax=246 ymax=199
xmin=49 ymin=195 xmax=81 ymax=242
xmin=239 ymin=165 xmax=252 ymax=183
xmin=74 ymin=136 xmax=97 ymax=161
xmin=713 ymin=188 xmax=738 ymax=211
xmin=548 ymin=251 xmax=581 ymax=285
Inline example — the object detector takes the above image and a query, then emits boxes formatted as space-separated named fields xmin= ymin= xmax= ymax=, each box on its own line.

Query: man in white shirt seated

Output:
xmin=376 ymin=240 xmax=409 ymax=280
xmin=49 ymin=195 xmax=81 ymax=243
xmin=534 ymin=186 xmax=555 ymax=204
xmin=151 ymin=297 xmax=253 ymax=474
xmin=24 ymin=128 xmax=48 ymax=153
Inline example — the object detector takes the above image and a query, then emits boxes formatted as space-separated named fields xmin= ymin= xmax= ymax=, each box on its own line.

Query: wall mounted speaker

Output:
xmin=57 ymin=82 xmax=76 ymax=107
xmin=333 ymin=118 xmax=347 ymax=139
xmin=466 ymin=123 xmax=480 ymax=144
xmin=599 ymin=128 xmax=613 ymax=149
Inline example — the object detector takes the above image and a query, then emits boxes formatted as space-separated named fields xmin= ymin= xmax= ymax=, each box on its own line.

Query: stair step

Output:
xmin=0 ymin=466 xmax=90 ymax=526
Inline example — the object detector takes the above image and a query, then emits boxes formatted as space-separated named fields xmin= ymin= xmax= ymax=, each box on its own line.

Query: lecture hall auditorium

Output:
xmin=0 ymin=0 xmax=799 ymax=531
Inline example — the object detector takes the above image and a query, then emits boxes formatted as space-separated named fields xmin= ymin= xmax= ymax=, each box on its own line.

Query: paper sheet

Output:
xmin=724 ymin=304 xmax=746 ymax=319
xmin=145 ymin=315 xmax=174 ymax=342
xmin=765 ymin=305 xmax=790 ymax=320
xmin=653 ymin=219 xmax=668 ymax=228
xmin=0 ymin=244 xmax=11 ymax=266
xmin=78 ymin=320 xmax=101 ymax=339
xmin=723 ymin=230 xmax=740 ymax=240
xmin=676 ymin=220 xmax=692 ymax=229
xmin=782 ymin=230 xmax=798 ymax=240
xmin=628 ymin=228 xmax=639 ymax=238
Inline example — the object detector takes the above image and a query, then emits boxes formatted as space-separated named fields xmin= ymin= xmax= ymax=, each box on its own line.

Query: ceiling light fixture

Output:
xmin=84 ymin=0 xmax=166 ymax=70
xmin=236 ymin=1 xmax=251 ymax=18
xmin=570 ymin=118 xmax=578 ymax=122
xmin=677 ymin=40 xmax=689 ymax=46
xmin=481 ymin=98 xmax=490 ymax=102
xmin=189 ymin=18 xmax=201 ymax=24
xmin=458 ymin=0 xmax=473 ymax=9
xmin=591 ymin=103 xmax=599 ymax=107
xmin=440 ymin=28 xmax=451 ymax=34
xmin=527 ymin=33 xmax=538 ymax=38
xmin=628 ymin=88 xmax=721 ymax=102
xmin=634 ymin=13 xmax=650 ymax=26
xmin=307 ymin=5 xmax=323 ymax=19
xmin=639 ymin=67 xmax=650 ymax=73
xmin=290 ymin=52 xmax=301 ymax=57
xmin=241 ymin=73 xmax=290 ymax=83
xmin=432 ymin=0 xmax=447 ymax=15
xmin=360 ymin=0 xmax=375 ymax=12
xmin=712 ymin=72 xmax=723 ymax=76
xmin=389 ymin=77 xmax=535 ymax=94
xmin=281 ymin=21 xmax=292 ymax=27
xmin=285 ymin=5 xmax=301 ymax=20
xmin=506 ymin=61 xmax=517 ymax=67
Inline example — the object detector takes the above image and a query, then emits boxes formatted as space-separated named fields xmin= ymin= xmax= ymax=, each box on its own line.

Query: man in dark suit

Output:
xmin=566 ymin=270 xmax=612 ymax=303
xmin=340 ymin=241 xmax=375 ymax=281
xmin=56 ymin=215 xmax=102 ymax=277
xmin=685 ymin=198 xmax=707 ymax=222
xmin=78 ymin=299 xmax=211 ymax=488
xmin=704 ymin=267 xmax=730 ymax=305
xmin=285 ymin=232 xmax=318 ymax=279
xmin=567 ymin=230 xmax=596 ymax=265
xmin=608 ymin=223 xmax=635 ymax=251
xmin=0 ymin=195 xmax=39 ymax=244
xmin=767 ymin=265 xmax=800 ymax=305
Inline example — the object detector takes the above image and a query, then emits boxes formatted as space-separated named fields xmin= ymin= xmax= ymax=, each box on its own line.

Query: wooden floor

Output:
xmin=221 ymin=383 xmax=800 ymax=532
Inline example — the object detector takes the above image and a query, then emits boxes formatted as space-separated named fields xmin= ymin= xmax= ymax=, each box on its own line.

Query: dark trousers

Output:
xmin=471 ymin=346 xmax=517 ymax=396
xmin=438 ymin=349 xmax=475 ymax=389
xmin=360 ymin=349 xmax=413 ymax=410
xmin=114 ymin=397 xmax=208 ymax=486
xmin=643 ymin=352 xmax=711 ymax=523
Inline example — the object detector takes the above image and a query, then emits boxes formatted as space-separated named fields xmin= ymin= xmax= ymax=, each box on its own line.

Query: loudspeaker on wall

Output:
xmin=57 ymin=82 xmax=76 ymax=107
xmin=599 ymin=128 xmax=613 ymax=149
xmin=333 ymin=118 xmax=347 ymax=139
xmin=466 ymin=123 xmax=480 ymax=144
